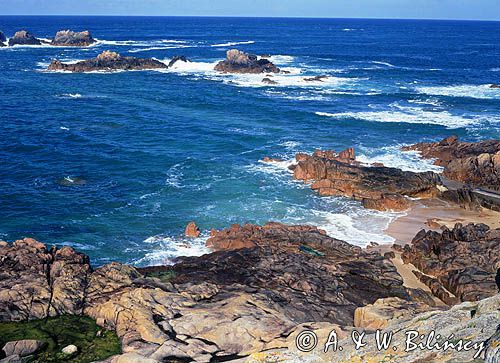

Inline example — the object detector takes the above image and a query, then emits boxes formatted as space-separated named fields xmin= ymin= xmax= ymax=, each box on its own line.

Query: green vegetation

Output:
xmin=143 ymin=269 xmax=177 ymax=283
xmin=0 ymin=315 xmax=120 ymax=362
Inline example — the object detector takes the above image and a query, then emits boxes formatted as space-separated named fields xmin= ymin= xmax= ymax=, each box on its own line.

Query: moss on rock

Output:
xmin=0 ymin=315 xmax=120 ymax=362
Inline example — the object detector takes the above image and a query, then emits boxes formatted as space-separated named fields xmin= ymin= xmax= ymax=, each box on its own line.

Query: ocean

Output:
xmin=1 ymin=16 xmax=499 ymax=266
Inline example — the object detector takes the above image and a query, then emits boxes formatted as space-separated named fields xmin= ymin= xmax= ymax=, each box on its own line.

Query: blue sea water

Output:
xmin=1 ymin=16 xmax=499 ymax=266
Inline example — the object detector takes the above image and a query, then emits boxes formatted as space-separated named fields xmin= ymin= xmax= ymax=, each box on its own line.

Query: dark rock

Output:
xmin=215 ymin=49 xmax=279 ymax=74
xmin=490 ymin=84 xmax=500 ymax=88
xmin=168 ymin=55 xmax=189 ymax=68
xmin=0 ymin=31 xmax=6 ymax=46
xmin=51 ymin=30 xmax=95 ymax=46
xmin=303 ymin=75 xmax=329 ymax=82
xmin=291 ymin=149 xmax=441 ymax=211
xmin=403 ymin=136 xmax=500 ymax=191
xmin=47 ymin=51 xmax=167 ymax=73
xmin=8 ymin=30 xmax=41 ymax=46
xmin=262 ymin=77 xmax=277 ymax=85
xmin=173 ymin=222 xmax=410 ymax=325
xmin=402 ymin=223 xmax=499 ymax=303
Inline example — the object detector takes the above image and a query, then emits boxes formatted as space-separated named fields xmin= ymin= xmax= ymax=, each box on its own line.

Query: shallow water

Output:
xmin=1 ymin=16 xmax=499 ymax=265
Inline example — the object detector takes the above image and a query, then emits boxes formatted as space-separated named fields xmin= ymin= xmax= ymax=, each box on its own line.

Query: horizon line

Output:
xmin=1 ymin=14 xmax=500 ymax=22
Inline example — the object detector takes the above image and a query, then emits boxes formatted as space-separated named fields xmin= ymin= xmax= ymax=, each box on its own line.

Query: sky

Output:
xmin=1 ymin=0 xmax=500 ymax=20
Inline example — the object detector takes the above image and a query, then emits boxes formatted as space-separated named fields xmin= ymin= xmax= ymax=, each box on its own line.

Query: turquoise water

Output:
xmin=1 ymin=16 xmax=499 ymax=265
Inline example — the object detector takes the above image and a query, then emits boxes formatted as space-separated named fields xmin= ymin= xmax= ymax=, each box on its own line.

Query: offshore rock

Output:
xmin=0 ymin=31 xmax=6 ymax=46
xmin=167 ymin=55 xmax=189 ymax=68
xmin=47 ymin=51 xmax=167 ymax=72
xmin=215 ymin=49 xmax=279 ymax=74
xmin=8 ymin=30 xmax=41 ymax=46
xmin=51 ymin=30 xmax=96 ymax=46
xmin=185 ymin=221 xmax=201 ymax=238
xmin=290 ymin=149 xmax=441 ymax=211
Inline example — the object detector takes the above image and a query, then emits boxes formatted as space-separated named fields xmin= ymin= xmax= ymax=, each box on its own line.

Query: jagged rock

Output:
xmin=2 ymin=340 xmax=45 ymax=357
xmin=47 ymin=51 xmax=167 ymax=72
xmin=485 ymin=325 xmax=500 ymax=362
xmin=179 ymin=222 xmax=411 ymax=326
xmin=0 ymin=239 xmax=91 ymax=320
xmin=51 ymin=30 xmax=95 ymax=46
xmin=167 ymin=55 xmax=189 ymax=68
xmin=8 ymin=30 xmax=41 ymax=46
xmin=403 ymin=136 xmax=500 ymax=191
xmin=402 ymin=223 xmax=499 ymax=303
xmin=262 ymin=77 xmax=277 ymax=84
xmin=215 ymin=49 xmax=279 ymax=74
xmin=290 ymin=149 xmax=441 ymax=211
xmin=253 ymin=294 xmax=500 ymax=363
xmin=262 ymin=156 xmax=284 ymax=163
xmin=354 ymin=297 xmax=428 ymax=329
xmin=303 ymin=75 xmax=329 ymax=82
xmin=0 ymin=31 xmax=6 ymax=46
xmin=490 ymin=84 xmax=500 ymax=89
xmin=185 ymin=221 xmax=201 ymax=238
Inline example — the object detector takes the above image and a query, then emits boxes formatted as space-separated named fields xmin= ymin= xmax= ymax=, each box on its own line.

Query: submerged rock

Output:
xmin=303 ymin=75 xmax=329 ymax=82
xmin=167 ymin=55 xmax=189 ymax=68
xmin=47 ymin=51 xmax=167 ymax=72
xmin=262 ymin=77 xmax=277 ymax=84
xmin=290 ymin=148 xmax=441 ymax=211
xmin=490 ymin=84 xmax=500 ymax=88
xmin=402 ymin=223 xmax=499 ymax=303
xmin=8 ymin=30 xmax=41 ymax=46
xmin=51 ymin=30 xmax=95 ymax=46
xmin=215 ymin=49 xmax=279 ymax=74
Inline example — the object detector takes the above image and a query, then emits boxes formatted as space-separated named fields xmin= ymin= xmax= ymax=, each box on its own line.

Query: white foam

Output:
xmin=267 ymin=55 xmax=295 ymax=64
xmin=310 ymin=208 xmax=398 ymax=246
xmin=60 ymin=126 xmax=70 ymax=130
xmin=211 ymin=40 xmax=255 ymax=47
xmin=357 ymin=145 xmax=444 ymax=173
xmin=136 ymin=234 xmax=210 ymax=266
xmin=163 ymin=59 xmax=218 ymax=73
xmin=60 ymin=93 xmax=82 ymax=99
xmin=315 ymin=103 xmax=496 ymax=128
xmin=416 ymin=84 xmax=500 ymax=100
xmin=129 ymin=45 xmax=193 ymax=53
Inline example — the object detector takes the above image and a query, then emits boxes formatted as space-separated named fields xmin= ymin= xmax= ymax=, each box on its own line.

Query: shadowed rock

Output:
xmin=51 ymin=30 xmax=95 ymax=46
xmin=8 ymin=30 xmax=41 ymax=46
xmin=403 ymin=136 xmax=500 ymax=191
xmin=0 ymin=31 xmax=6 ymax=46
xmin=167 ymin=55 xmax=190 ymax=68
xmin=47 ymin=51 xmax=167 ymax=72
xmin=215 ymin=49 xmax=279 ymax=74
xmin=289 ymin=149 xmax=441 ymax=211
xmin=402 ymin=223 xmax=499 ymax=303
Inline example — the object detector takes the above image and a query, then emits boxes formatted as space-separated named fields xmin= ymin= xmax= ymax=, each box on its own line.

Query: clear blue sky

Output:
xmin=2 ymin=0 xmax=500 ymax=20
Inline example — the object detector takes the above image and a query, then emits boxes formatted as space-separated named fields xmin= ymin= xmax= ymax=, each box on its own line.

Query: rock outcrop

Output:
xmin=47 ymin=51 xmax=167 ymax=72
xmin=0 ymin=224 xmax=413 ymax=362
xmin=1 ymin=221 xmax=499 ymax=362
xmin=403 ymin=136 xmax=500 ymax=192
xmin=51 ymin=30 xmax=96 ymax=46
xmin=185 ymin=221 xmax=201 ymax=238
xmin=167 ymin=55 xmax=189 ymax=68
xmin=290 ymin=149 xmax=441 ymax=211
xmin=252 ymin=294 xmax=500 ymax=363
xmin=0 ymin=31 xmax=6 ymax=47
xmin=215 ymin=49 xmax=279 ymax=74
xmin=402 ymin=223 xmax=500 ymax=303
xmin=8 ymin=30 xmax=41 ymax=46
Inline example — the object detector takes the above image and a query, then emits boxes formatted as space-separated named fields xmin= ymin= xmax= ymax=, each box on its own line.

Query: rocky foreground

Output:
xmin=1 ymin=221 xmax=499 ymax=362
xmin=48 ymin=50 xmax=168 ymax=72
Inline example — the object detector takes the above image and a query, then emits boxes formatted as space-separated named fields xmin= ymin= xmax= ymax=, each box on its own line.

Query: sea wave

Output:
xmin=136 ymin=234 xmax=210 ymax=266
xmin=357 ymin=145 xmax=444 ymax=173
xmin=416 ymin=84 xmax=500 ymax=99
xmin=211 ymin=40 xmax=255 ymax=47
xmin=315 ymin=103 xmax=496 ymax=128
